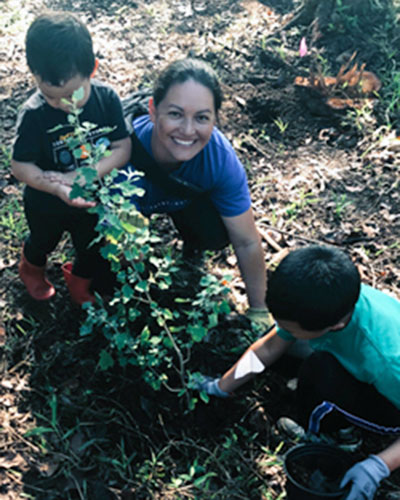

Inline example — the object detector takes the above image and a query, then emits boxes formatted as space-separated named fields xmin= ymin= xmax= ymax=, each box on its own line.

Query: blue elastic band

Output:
xmin=308 ymin=401 xmax=400 ymax=435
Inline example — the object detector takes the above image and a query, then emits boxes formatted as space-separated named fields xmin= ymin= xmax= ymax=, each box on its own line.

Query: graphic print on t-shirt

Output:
xmin=49 ymin=126 xmax=112 ymax=172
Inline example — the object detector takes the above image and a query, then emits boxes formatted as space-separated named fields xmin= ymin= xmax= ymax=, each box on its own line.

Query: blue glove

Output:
xmin=193 ymin=375 xmax=230 ymax=398
xmin=340 ymin=455 xmax=390 ymax=500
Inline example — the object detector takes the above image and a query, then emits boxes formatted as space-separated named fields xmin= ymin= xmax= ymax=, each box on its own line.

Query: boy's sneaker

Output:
xmin=276 ymin=417 xmax=306 ymax=441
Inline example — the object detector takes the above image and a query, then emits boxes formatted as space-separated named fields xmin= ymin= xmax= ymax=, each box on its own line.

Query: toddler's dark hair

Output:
xmin=266 ymin=245 xmax=361 ymax=331
xmin=26 ymin=12 xmax=95 ymax=86
xmin=153 ymin=58 xmax=223 ymax=113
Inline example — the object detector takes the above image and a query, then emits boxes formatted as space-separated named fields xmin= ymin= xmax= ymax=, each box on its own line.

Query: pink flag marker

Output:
xmin=299 ymin=37 xmax=308 ymax=57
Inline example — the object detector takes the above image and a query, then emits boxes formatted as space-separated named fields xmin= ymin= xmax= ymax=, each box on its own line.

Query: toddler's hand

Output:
xmin=55 ymin=184 xmax=96 ymax=209
xmin=43 ymin=170 xmax=76 ymax=186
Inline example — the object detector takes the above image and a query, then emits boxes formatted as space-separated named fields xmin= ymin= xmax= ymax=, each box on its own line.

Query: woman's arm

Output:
xmin=378 ymin=438 xmax=400 ymax=472
xmin=222 ymin=207 xmax=266 ymax=308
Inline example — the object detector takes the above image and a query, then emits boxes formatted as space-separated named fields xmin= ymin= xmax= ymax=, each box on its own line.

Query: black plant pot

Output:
xmin=284 ymin=443 xmax=354 ymax=500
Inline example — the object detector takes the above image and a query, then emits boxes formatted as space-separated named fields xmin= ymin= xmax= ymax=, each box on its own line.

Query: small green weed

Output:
xmin=341 ymin=104 xmax=375 ymax=134
xmin=0 ymin=145 xmax=12 ymax=169
xmin=285 ymin=190 xmax=320 ymax=221
xmin=273 ymin=117 xmax=288 ymax=135
xmin=333 ymin=193 xmax=352 ymax=220
xmin=0 ymin=197 xmax=27 ymax=241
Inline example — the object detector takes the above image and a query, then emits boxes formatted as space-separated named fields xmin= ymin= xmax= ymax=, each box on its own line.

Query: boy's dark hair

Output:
xmin=153 ymin=58 xmax=223 ymax=114
xmin=26 ymin=12 xmax=95 ymax=86
xmin=266 ymin=245 xmax=361 ymax=331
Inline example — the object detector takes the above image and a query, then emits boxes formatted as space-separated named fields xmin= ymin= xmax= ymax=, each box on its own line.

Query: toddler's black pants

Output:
xmin=23 ymin=205 xmax=103 ymax=279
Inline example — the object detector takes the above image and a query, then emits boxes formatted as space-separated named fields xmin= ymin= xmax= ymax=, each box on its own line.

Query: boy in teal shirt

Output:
xmin=197 ymin=245 xmax=400 ymax=500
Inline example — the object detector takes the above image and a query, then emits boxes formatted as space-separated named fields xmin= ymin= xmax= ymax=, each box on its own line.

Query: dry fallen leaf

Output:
xmin=0 ymin=452 xmax=26 ymax=470
xmin=0 ymin=326 xmax=5 ymax=346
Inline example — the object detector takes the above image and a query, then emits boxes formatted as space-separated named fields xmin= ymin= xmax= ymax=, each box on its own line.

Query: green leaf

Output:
xmin=73 ymin=147 xmax=84 ymax=159
xmin=99 ymin=350 xmax=114 ymax=370
xmin=218 ymin=300 xmax=231 ymax=314
xmin=73 ymin=86 xmax=85 ymax=102
xmin=188 ymin=324 xmax=208 ymax=342
xmin=188 ymin=397 xmax=197 ymax=411
xmin=150 ymin=336 xmax=162 ymax=345
xmin=65 ymin=137 xmax=81 ymax=149
xmin=70 ymin=184 xmax=86 ymax=199
xmin=114 ymin=332 xmax=129 ymax=350
xmin=135 ymin=280 xmax=148 ymax=293
xmin=141 ymin=326 xmax=150 ymax=342
xmin=163 ymin=336 xmax=173 ymax=348
xmin=121 ymin=283 xmax=134 ymax=299
xmin=174 ymin=297 xmax=191 ymax=303
xmin=120 ymin=220 xmax=137 ymax=234
xmin=81 ymin=166 xmax=98 ymax=183
xmin=161 ymin=308 xmax=173 ymax=320
xmin=194 ymin=472 xmax=217 ymax=487
xmin=80 ymin=323 xmax=93 ymax=336
xmin=47 ymin=123 xmax=65 ymax=133
xmin=24 ymin=426 xmax=54 ymax=437
xmin=208 ymin=313 xmax=218 ymax=328
xmin=199 ymin=391 xmax=210 ymax=404
xmin=128 ymin=308 xmax=141 ymax=321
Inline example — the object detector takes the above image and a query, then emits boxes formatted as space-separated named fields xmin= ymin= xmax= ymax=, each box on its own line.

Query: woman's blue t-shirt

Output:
xmin=123 ymin=115 xmax=251 ymax=217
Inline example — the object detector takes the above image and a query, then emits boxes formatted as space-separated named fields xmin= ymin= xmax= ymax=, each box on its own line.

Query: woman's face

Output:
xmin=150 ymin=79 xmax=217 ymax=166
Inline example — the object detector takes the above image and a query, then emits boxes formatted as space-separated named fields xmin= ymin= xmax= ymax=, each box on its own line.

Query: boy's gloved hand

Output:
xmin=193 ymin=375 xmax=230 ymax=398
xmin=246 ymin=307 xmax=274 ymax=329
xmin=340 ymin=455 xmax=390 ymax=500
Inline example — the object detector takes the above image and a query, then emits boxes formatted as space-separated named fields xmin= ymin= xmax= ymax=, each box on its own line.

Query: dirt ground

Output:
xmin=0 ymin=0 xmax=400 ymax=498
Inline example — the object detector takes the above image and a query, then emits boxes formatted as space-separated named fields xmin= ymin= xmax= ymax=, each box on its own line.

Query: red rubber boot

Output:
xmin=61 ymin=262 xmax=95 ymax=305
xmin=18 ymin=252 xmax=56 ymax=300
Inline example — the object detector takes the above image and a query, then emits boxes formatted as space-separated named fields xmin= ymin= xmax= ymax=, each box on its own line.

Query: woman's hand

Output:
xmin=246 ymin=307 xmax=274 ymax=329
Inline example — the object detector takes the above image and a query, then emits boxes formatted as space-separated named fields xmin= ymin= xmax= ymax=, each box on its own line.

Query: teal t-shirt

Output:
xmin=277 ymin=284 xmax=400 ymax=409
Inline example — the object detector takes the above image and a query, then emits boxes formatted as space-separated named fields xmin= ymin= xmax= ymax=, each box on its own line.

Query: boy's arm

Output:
xmin=95 ymin=136 xmax=131 ymax=178
xmin=218 ymin=327 xmax=293 ymax=393
xmin=378 ymin=438 xmax=400 ymax=473
xmin=11 ymin=159 xmax=95 ymax=208
xmin=196 ymin=327 xmax=293 ymax=396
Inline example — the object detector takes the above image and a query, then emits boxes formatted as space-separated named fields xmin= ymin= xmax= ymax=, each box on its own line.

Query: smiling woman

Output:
xmin=122 ymin=58 xmax=270 ymax=318
xmin=149 ymin=79 xmax=216 ymax=166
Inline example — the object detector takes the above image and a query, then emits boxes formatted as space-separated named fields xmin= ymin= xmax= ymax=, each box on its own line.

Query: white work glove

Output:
xmin=340 ymin=455 xmax=390 ymax=500
xmin=193 ymin=375 xmax=230 ymax=398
